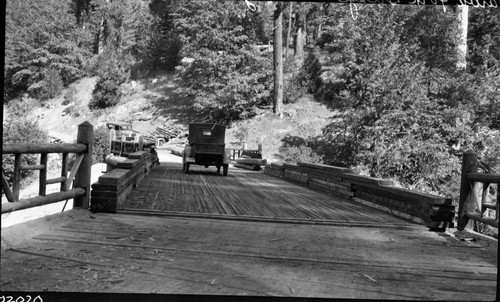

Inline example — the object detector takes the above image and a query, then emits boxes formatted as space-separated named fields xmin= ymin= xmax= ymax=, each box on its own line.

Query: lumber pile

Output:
xmin=90 ymin=151 xmax=159 ymax=213
xmin=234 ymin=150 xmax=267 ymax=171
xmin=143 ymin=124 xmax=187 ymax=146
xmin=264 ymin=162 xmax=455 ymax=231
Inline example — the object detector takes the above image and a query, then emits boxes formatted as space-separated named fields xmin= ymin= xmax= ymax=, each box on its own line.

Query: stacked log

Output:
xmin=264 ymin=162 xmax=454 ymax=230
xmin=90 ymin=151 xmax=159 ymax=213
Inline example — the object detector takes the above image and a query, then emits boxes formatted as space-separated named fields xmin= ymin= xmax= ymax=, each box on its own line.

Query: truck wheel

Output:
xmin=223 ymin=164 xmax=228 ymax=176
xmin=184 ymin=163 xmax=190 ymax=174
xmin=217 ymin=166 xmax=221 ymax=174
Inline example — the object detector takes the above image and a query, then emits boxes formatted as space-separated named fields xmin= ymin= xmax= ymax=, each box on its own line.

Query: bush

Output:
xmin=27 ymin=68 xmax=64 ymax=101
xmin=92 ymin=125 xmax=111 ymax=164
xmin=62 ymin=104 xmax=81 ymax=117
xmin=88 ymin=52 xmax=129 ymax=110
xmin=89 ymin=78 xmax=121 ymax=110
xmin=2 ymin=117 xmax=49 ymax=187
xmin=63 ymin=86 xmax=77 ymax=105
xmin=277 ymin=135 xmax=323 ymax=165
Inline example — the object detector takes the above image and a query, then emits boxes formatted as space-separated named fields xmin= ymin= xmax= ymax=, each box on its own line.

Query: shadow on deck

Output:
xmin=0 ymin=160 xmax=497 ymax=300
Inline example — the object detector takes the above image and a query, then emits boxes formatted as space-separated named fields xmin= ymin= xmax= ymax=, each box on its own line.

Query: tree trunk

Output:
xmin=273 ymin=2 xmax=283 ymax=118
xmin=455 ymin=5 xmax=468 ymax=70
xmin=285 ymin=2 xmax=293 ymax=69
xmin=294 ymin=12 xmax=305 ymax=62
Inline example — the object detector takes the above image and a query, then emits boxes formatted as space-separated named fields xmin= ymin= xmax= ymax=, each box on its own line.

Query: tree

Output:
xmin=4 ymin=0 xmax=90 ymax=100
xmin=174 ymin=0 xmax=273 ymax=123
xmin=273 ymin=2 xmax=284 ymax=117
xmin=306 ymin=4 xmax=500 ymax=195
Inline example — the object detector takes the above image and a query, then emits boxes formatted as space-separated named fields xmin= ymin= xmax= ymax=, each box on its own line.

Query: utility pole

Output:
xmin=273 ymin=2 xmax=283 ymax=117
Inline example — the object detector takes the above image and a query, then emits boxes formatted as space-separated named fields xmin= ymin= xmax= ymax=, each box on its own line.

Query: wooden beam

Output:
xmin=2 ymin=143 xmax=86 ymax=154
xmin=458 ymin=150 xmax=477 ymax=230
xmin=13 ymin=153 xmax=21 ymax=201
xmin=1 ymin=172 xmax=15 ymax=203
xmin=74 ymin=121 xmax=93 ymax=209
xmin=464 ymin=212 xmax=498 ymax=228
xmin=467 ymin=173 xmax=500 ymax=184
xmin=61 ymin=153 xmax=69 ymax=191
xmin=1 ymin=188 xmax=86 ymax=214
xmin=20 ymin=165 xmax=45 ymax=170
xmin=39 ymin=153 xmax=48 ymax=196
xmin=65 ymin=154 xmax=84 ymax=190
xmin=46 ymin=176 xmax=67 ymax=185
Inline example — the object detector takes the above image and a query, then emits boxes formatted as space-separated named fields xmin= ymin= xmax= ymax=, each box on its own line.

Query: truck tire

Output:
xmin=184 ymin=163 xmax=190 ymax=174
xmin=223 ymin=164 xmax=228 ymax=176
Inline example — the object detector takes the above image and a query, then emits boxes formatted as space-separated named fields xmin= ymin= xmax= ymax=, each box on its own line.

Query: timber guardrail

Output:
xmin=2 ymin=122 xmax=93 ymax=214
xmin=458 ymin=150 xmax=499 ymax=230
xmin=90 ymin=150 xmax=159 ymax=213
xmin=265 ymin=162 xmax=455 ymax=230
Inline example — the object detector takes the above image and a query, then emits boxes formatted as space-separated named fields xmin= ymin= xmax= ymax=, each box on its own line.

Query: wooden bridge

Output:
xmin=1 ymin=122 xmax=498 ymax=300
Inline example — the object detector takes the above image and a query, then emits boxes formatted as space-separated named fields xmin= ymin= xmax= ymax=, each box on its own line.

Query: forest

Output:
xmin=3 ymin=1 xmax=500 ymax=206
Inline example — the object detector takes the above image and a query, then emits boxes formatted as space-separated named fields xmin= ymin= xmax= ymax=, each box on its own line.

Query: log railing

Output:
xmin=458 ymin=150 xmax=499 ymax=230
xmin=1 ymin=122 xmax=93 ymax=214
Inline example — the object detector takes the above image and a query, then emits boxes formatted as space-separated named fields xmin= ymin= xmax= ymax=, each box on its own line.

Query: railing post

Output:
xmin=61 ymin=153 xmax=69 ymax=192
xmin=457 ymin=149 xmax=478 ymax=230
xmin=39 ymin=153 xmax=47 ymax=196
xmin=13 ymin=154 xmax=21 ymax=202
xmin=74 ymin=121 xmax=94 ymax=209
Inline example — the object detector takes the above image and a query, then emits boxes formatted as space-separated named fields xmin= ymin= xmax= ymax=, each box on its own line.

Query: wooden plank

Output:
xmin=1 ymin=211 xmax=495 ymax=299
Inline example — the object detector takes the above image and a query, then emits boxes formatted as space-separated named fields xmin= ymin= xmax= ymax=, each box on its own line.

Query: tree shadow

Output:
xmin=146 ymin=73 xmax=199 ymax=126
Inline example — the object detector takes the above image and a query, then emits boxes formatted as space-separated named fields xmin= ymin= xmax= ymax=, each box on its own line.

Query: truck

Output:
xmin=182 ymin=123 xmax=230 ymax=176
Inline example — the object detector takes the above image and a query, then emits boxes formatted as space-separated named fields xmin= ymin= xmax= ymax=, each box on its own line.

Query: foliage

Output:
xmin=277 ymin=135 xmax=323 ymax=165
xmin=2 ymin=106 xmax=49 ymax=186
xmin=174 ymin=0 xmax=273 ymax=123
xmin=92 ymin=125 xmax=110 ymax=164
xmin=306 ymin=4 xmax=500 ymax=195
xmin=4 ymin=0 xmax=90 ymax=100
xmin=88 ymin=51 xmax=129 ymax=110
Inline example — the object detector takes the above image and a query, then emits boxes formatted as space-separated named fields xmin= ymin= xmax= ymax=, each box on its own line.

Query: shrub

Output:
xmin=2 ymin=117 xmax=49 ymax=187
xmin=63 ymin=86 xmax=77 ymax=105
xmin=277 ymin=135 xmax=323 ymax=165
xmin=62 ymin=104 xmax=81 ymax=117
xmin=92 ymin=125 xmax=111 ymax=164
xmin=27 ymin=68 xmax=64 ymax=101
xmin=89 ymin=78 xmax=121 ymax=110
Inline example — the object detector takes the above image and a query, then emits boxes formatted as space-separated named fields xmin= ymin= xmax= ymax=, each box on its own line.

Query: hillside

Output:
xmin=10 ymin=72 xmax=335 ymax=165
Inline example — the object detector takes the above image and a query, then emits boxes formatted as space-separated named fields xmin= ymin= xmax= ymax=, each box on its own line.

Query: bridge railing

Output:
xmin=458 ymin=150 xmax=499 ymax=230
xmin=1 ymin=122 xmax=93 ymax=214
xmin=226 ymin=144 xmax=262 ymax=162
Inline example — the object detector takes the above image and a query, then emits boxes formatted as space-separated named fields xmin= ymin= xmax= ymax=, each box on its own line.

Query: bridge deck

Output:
xmin=120 ymin=163 xmax=408 ymax=227
xmin=1 ymin=161 xmax=497 ymax=300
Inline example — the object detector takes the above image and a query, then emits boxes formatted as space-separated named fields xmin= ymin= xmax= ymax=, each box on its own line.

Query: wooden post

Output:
xmin=39 ymin=153 xmax=47 ymax=196
xmin=457 ymin=150 xmax=477 ymax=230
xmin=61 ymin=153 xmax=69 ymax=191
xmin=74 ymin=121 xmax=93 ymax=209
xmin=13 ymin=154 xmax=21 ymax=202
